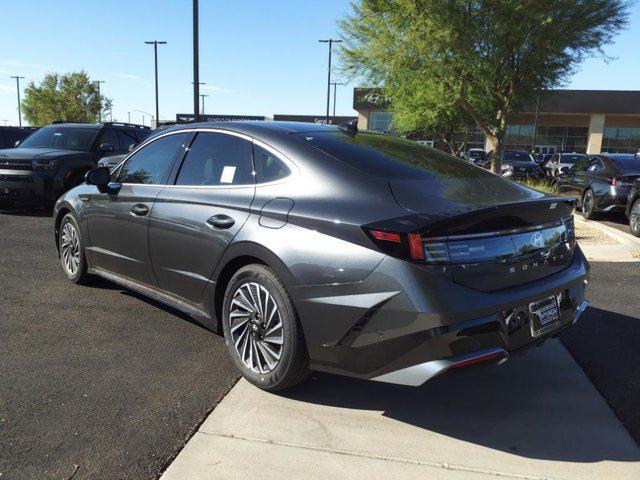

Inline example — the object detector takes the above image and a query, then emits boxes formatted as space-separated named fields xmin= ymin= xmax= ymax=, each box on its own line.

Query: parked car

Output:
xmin=97 ymin=153 xmax=127 ymax=169
xmin=554 ymin=154 xmax=640 ymax=220
xmin=545 ymin=153 xmax=586 ymax=178
xmin=0 ymin=126 xmax=38 ymax=149
xmin=464 ymin=148 xmax=489 ymax=167
xmin=499 ymin=150 xmax=543 ymax=179
xmin=53 ymin=122 xmax=589 ymax=391
xmin=0 ymin=122 xmax=150 ymax=208
xmin=625 ymin=176 xmax=640 ymax=237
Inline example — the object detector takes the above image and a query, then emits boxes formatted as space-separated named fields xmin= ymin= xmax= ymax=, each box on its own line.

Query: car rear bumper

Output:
xmin=598 ymin=185 xmax=631 ymax=212
xmin=294 ymin=245 xmax=590 ymax=385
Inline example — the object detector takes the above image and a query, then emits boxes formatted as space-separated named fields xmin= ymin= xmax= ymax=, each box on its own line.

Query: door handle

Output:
xmin=130 ymin=204 xmax=149 ymax=216
xmin=207 ymin=214 xmax=235 ymax=229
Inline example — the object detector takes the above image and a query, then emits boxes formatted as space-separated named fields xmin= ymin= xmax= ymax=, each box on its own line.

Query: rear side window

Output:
xmin=95 ymin=129 xmax=120 ymax=151
xmin=175 ymin=132 xmax=254 ymax=186
xmin=253 ymin=144 xmax=290 ymax=183
xmin=118 ymin=130 xmax=138 ymax=151
xmin=118 ymin=133 xmax=189 ymax=184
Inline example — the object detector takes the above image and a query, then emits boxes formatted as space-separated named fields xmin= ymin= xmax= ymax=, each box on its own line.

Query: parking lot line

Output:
xmin=161 ymin=340 xmax=640 ymax=480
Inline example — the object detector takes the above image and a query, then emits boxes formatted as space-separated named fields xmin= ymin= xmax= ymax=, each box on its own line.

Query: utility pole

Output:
xmin=318 ymin=39 xmax=342 ymax=123
xmin=10 ymin=76 xmax=25 ymax=127
xmin=330 ymin=82 xmax=346 ymax=122
xmin=193 ymin=0 xmax=200 ymax=123
xmin=145 ymin=40 xmax=167 ymax=127
xmin=531 ymin=88 xmax=542 ymax=154
xmin=95 ymin=80 xmax=106 ymax=123
xmin=200 ymin=94 xmax=209 ymax=115
xmin=128 ymin=112 xmax=131 ymax=123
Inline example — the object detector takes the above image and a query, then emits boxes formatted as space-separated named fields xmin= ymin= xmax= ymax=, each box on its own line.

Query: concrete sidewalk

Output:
xmin=161 ymin=340 xmax=640 ymax=480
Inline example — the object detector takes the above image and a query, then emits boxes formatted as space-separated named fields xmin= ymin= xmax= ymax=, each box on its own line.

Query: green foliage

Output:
xmin=21 ymin=71 xmax=113 ymax=126
xmin=515 ymin=177 xmax=556 ymax=195
xmin=339 ymin=0 xmax=630 ymax=171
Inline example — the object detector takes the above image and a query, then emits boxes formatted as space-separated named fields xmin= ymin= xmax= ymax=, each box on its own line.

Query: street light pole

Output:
xmin=10 ymin=76 xmax=25 ymax=127
xmin=95 ymin=80 xmax=105 ymax=123
xmin=128 ymin=112 xmax=131 ymax=123
xmin=145 ymin=40 xmax=167 ymax=128
xmin=200 ymin=94 xmax=209 ymax=115
xmin=330 ymin=82 xmax=345 ymax=122
xmin=318 ymin=39 xmax=342 ymax=123
xmin=193 ymin=0 xmax=200 ymax=123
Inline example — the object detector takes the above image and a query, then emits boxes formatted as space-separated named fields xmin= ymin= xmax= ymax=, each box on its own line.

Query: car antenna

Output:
xmin=338 ymin=119 xmax=358 ymax=135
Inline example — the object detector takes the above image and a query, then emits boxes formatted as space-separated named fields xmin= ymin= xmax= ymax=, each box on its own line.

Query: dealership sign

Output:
xmin=176 ymin=114 xmax=266 ymax=124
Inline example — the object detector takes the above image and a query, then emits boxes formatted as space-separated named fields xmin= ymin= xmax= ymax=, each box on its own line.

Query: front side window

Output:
xmin=253 ymin=145 xmax=290 ymax=183
xmin=118 ymin=133 xmax=189 ymax=184
xmin=175 ymin=132 xmax=254 ymax=186
xmin=94 ymin=129 xmax=119 ymax=151
xmin=18 ymin=126 xmax=99 ymax=151
xmin=118 ymin=130 xmax=138 ymax=151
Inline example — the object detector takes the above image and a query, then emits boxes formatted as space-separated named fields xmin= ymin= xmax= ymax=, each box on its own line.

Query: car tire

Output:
xmin=58 ymin=213 xmax=92 ymax=284
xmin=629 ymin=199 xmax=640 ymax=237
xmin=581 ymin=189 xmax=597 ymax=220
xmin=222 ymin=264 xmax=309 ymax=391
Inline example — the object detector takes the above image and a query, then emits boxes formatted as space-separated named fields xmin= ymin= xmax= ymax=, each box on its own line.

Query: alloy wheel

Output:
xmin=631 ymin=201 xmax=640 ymax=234
xmin=583 ymin=191 xmax=593 ymax=215
xmin=60 ymin=222 xmax=81 ymax=276
xmin=228 ymin=282 xmax=284 ymax=374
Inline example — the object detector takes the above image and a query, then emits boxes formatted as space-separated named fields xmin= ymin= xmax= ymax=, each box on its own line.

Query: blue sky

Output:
xmin=1 ymin=0 xmax=639 ymax=126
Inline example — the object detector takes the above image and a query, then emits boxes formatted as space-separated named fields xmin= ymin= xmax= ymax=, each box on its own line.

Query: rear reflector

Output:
xmin=450 ymin=351 xmax=504 ymax=369
xmin=370 ymin=230 xmax=401 ymax=243
xmin=408 ymin=233 xmax=425 ymax=260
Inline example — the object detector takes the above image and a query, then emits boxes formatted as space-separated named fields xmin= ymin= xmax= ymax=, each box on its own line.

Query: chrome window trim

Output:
xmin=113 ymin=127 xmax=298 ymax=189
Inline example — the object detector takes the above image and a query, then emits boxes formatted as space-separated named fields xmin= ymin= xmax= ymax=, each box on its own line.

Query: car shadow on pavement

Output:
xmin=281 ymin=339 xmax=640 ymax=464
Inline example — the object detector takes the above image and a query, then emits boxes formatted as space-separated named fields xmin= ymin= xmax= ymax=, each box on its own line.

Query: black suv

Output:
xmin=0 ymin=122 xmax=150 ymax=208
xmin=0 ymin=126 xmax=38 ymax=149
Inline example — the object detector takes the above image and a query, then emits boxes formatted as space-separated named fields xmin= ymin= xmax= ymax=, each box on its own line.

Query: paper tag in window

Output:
xmin=220 ymin=166 xmax=236 ymax=184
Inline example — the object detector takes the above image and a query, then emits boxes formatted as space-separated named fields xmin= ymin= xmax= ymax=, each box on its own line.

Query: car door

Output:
xmin=148 ymin=130 xmax=256 ymax=304
xmin=556 ymin=158 xmax=589 ymax=197
xmin=84 ymin=131 xmax=191 ymax=286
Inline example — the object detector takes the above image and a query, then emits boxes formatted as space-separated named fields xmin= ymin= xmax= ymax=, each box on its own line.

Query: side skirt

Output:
xmin=88 ymin=267 xmax=214 ymax=328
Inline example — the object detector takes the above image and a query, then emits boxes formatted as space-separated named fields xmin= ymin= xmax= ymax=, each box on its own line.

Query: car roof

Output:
xmin=159 ymin=121 xmax=342 ymax=136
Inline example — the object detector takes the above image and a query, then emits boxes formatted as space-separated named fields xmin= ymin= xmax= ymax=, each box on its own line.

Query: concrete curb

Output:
xmin=574 ymin=213 xmax=640 ymax=248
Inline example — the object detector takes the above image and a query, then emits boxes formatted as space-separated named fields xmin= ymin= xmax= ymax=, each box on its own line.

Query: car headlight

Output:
xmin=32 ymin=158 xmax=61 ymax=170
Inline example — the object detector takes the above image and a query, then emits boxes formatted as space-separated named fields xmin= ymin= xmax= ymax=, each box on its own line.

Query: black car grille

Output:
xmin=514 ymin=165 xmax=536 ymax=174
xmin=0 ymin=159 xmax=33 ymax=170
xmin=0 ymin=174 xmax=32 ymax=182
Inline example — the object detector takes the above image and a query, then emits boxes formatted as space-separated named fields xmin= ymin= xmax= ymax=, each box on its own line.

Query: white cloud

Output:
xmin=111 ymin=72 xmax=141 ymax=81
xmin=201 ymin=84 xmax=232 ymax=94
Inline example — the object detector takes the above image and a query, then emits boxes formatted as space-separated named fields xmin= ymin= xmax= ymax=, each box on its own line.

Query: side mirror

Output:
xmin=128 ymin=143 xmax=136 ymax=152
xmin=85 ymin=166 xmax=111 ymax=187
xmin=14 ymin=140 xmax=20 ymax=147
xmin=99 ymin=142 xmax=115 ymax=153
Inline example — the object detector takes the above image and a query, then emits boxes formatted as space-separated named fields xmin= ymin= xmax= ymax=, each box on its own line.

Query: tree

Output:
xmin=21 ymin=71 xmax=113 ymax=126
xmin=339 ymin=0 xmax=630 ymax=172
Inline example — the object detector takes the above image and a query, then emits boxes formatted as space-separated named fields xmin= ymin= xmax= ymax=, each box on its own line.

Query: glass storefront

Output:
xmin=369 ymin=111 xmax=395 ymax=133
xmin=602 ymin=127 xmax=640 ymax=153
xmin=504 ymin=125 xmax=588 ymax=153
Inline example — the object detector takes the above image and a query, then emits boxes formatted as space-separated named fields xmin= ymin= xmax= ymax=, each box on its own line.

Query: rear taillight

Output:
xmin=608 ymin=177 xmax=632 ymax=187
xmin=364 ymin=215 xmax=575 ymax=264
xmin=364 ymin=228 xmax=425 ymax=261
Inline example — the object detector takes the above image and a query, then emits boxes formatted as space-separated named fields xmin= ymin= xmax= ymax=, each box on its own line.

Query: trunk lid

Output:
xmin=389 ymin=178 xmax=577 ymax=291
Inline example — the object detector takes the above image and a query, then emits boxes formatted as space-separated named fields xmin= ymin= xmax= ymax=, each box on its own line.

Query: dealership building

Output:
xmin=353 ymin=88 xmax=640 ymax=154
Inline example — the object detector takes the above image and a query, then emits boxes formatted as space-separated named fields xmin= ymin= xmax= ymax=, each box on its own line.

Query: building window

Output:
xmin=369 ymin=112 xmax=395 ymax=132
xmin=602 ymin=127 xmax=640 ymax=153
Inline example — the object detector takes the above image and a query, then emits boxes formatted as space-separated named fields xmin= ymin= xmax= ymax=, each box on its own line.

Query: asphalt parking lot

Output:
xmin=0 ymin=209 xmax=239 ymax=480
xmin=1 ymin=208 xmax=639 ymax=479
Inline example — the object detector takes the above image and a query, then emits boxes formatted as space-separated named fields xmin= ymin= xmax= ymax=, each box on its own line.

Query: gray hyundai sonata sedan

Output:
xmin=53 ymin=121 xmax=590 ymax=391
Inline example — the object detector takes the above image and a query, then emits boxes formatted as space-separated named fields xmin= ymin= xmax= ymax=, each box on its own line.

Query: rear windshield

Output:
xmin=297 ymin=131 xmax=496 ymax=180
xmin=504 ymin=151 xmax=533 ymax=162
xmin=561 ymin=155 xmax=584 ymax=164
xmin=18 ymin=126 xmax=99 ymax=151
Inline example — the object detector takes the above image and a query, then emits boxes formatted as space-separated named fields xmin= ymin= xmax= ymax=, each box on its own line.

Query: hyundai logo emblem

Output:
xmin=531 ymin=231 xmax=545 ymax=249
